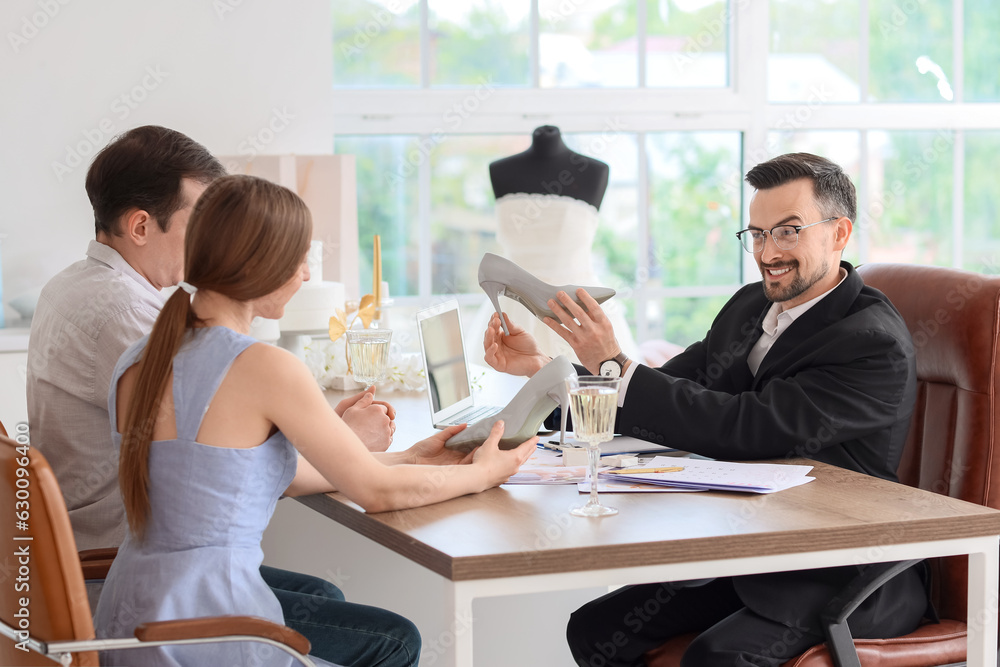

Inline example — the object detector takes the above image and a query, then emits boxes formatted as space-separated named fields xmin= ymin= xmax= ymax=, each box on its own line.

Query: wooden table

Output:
xmin=306 ymin=386 xmax=1000 ymax=667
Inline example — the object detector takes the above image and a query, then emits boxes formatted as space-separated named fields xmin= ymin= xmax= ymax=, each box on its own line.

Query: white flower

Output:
xmin=381 ymin=352 xmax=427 ymax=393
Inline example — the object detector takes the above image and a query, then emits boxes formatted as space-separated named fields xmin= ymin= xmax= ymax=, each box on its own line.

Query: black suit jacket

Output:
xmin=614 ymin=262 xmax=927 ymax=628
xmin=618 ymin=261 xmax=915 ymax=481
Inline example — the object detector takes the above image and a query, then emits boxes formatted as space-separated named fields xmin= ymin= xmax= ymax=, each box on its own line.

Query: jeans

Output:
xmin=261 ymin=565 xmax=420 ymax=667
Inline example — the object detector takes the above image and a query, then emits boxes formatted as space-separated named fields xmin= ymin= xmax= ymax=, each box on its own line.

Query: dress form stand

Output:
xmin=489 ymin=125 xmax=609 ymax=209
xmin=468 ymin=126 xmax=638 ymax=365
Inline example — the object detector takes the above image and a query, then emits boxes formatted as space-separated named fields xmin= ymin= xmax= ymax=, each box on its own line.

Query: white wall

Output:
xmin=0 ymin=5 xmax=588 ymax=663
xmin=0 ymin=0 xmax=335 ymax=323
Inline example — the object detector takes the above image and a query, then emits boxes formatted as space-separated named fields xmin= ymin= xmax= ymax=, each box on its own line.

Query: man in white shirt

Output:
xmin=482 ymin=153 xmax=929 ymax=666
xmin=27 ymin=125 xmax=418 ymax=667
xmin=28 ymin=127 xmax=223 ymax=550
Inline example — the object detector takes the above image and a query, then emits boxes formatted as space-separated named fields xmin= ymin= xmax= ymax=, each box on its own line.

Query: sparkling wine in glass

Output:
xmin=346 ymin=329 xmax=392 ymax=389
xmin=568 ymin=375 xmax=621 ymax=518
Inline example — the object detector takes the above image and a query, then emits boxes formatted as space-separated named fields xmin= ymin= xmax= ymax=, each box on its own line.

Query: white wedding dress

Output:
xmin=467 ymin=193 xmax=639 ymax=366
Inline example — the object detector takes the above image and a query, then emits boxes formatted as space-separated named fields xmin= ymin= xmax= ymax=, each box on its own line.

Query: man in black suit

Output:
xmin=482 ymin=153 xmax=930 ymax=666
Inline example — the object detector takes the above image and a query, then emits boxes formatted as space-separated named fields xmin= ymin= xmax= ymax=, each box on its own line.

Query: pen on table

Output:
xmin=538 ymin=440 xmax=567 ymax=451
xmin=605 ymin=466 xmax=684 ymax=474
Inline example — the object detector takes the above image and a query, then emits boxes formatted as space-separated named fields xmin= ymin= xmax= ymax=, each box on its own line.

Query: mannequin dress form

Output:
xmin=468 ymin=126 xmax=638 ymax=366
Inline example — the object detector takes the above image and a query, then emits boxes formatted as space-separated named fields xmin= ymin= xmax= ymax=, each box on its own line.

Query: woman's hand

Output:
xmin=471 ymin=420 xmax=538 ymax=490
xmin=335 ymin=386 xmax=397 ymax=420
xmin=339 ymin=388 xmax=396 ymax=452
xmin=405 ymin=424 xmax=475 ymax=466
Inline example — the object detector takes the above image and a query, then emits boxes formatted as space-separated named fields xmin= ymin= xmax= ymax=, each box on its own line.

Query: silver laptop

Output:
xmin=416 ymin=300 xmax=503 ymax=429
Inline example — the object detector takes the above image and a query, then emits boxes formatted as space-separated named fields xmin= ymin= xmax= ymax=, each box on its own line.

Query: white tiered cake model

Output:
xmin=279 ymin=240 xmax=346 ymax=334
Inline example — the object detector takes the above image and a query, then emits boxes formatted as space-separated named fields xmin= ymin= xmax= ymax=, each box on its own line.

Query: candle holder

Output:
xmin=321 ymin=233 xmax=386 ymax=391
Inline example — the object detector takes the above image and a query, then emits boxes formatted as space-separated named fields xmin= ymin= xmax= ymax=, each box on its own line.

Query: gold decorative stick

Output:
xmin=373 ymin=235 xmax=382 ymax=321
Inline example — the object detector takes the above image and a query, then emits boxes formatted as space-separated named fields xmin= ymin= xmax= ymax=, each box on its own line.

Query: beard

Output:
xmin=761 ymin=258 xmax=831 ymax=304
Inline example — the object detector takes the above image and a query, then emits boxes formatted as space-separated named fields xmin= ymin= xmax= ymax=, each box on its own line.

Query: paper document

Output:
xmin=506 ymin=466 xmax=591 ymax=485
xmin=504 ymin=449 xmax=608 ymax=485
xmin=578 ymin=479 xmax=705 ymax=493
xmin=600 ymin=456 xmax=815 ymax=494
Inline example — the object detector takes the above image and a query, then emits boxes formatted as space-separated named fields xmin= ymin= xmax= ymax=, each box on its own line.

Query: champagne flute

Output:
xmin=568 ymin=375 xmax=621 ymax=517
xmin=346 ymin=329 xmax=393 ymax=390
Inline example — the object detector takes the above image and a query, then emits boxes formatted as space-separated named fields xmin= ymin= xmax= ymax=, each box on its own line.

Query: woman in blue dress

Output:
xmin=94 ymin=174 xmax=537 ymax=666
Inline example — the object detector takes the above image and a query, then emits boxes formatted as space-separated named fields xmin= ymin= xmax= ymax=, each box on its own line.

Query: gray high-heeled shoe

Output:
xmin=444 ymin=356 xmax=577 ymax=452
xmin=478 ymin=253 xmax=616 ymax=335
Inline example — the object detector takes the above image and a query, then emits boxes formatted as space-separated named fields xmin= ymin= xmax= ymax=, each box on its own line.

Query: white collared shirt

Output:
xmin=26 ymin=240 xmax=165 ymax=550
xmin=746 ymin=267 xmax=848 ymax=375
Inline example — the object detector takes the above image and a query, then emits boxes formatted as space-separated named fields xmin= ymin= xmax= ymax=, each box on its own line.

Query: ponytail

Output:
xmin=117 ymin=174 xmax=311 ymax=541
xmin=119 ymin=288 xmax=198 ymax=540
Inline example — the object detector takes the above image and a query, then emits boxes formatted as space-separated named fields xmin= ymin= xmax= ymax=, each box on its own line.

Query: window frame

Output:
xmin=332 ymin=0 xmax=1000 ymax=344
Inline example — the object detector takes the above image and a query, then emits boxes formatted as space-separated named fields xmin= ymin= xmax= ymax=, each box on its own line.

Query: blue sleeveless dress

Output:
xmin=94 ymin=326 xmax=338 ymax=667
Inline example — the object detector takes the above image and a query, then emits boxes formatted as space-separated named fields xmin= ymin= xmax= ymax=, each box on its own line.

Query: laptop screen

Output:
xmin=416 ymin=302 xmax=472 ymax=414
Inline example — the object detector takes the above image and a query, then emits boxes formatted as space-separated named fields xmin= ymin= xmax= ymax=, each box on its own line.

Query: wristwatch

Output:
xmin=599 ymin=351 xmax=629 ymax=378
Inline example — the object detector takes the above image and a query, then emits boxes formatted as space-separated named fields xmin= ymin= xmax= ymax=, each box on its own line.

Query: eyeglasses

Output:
xmin=735 ymin=217 xmax=838 ymax=253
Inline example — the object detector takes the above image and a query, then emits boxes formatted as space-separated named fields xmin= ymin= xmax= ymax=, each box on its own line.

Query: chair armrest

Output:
xmin=134 ymin=615 xmax=311 ymax=656
xmin=79 ymin=547 xmax=119 ymax=561
xmin=78 ymin=547 xmax=118 ymax=580
xmin=820 ymin=559 xmax=923 ymax=667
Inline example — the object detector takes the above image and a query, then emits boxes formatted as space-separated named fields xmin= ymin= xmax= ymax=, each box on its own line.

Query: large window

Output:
xmin=429 ymin=1 xmax=531 ymax=86
xmin=332 ymin=0 xmax=1000 ymax=350
xmin=769 ymin=0 xmax=861 ymax=103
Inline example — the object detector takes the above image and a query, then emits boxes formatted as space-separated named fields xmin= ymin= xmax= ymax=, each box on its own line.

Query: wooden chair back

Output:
xmin=0 ymin=433 xmax=99 ymax=666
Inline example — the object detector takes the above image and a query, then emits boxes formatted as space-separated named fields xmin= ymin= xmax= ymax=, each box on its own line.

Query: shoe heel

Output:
xmin=548 ymin=383 xmax=571 ymax=447
xmin=480 ymin=280 xmax=510 ymax=335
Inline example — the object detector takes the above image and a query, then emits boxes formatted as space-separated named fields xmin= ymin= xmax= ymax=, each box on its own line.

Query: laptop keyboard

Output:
xmin=441 ymin=404 xmax=502 ymax=426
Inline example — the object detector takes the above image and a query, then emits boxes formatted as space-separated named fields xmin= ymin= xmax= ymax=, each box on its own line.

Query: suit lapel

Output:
xmin=728 ymin=305 xmax=766 ymax=391
xmin=752 ymin=261 xmax=862 ymax=388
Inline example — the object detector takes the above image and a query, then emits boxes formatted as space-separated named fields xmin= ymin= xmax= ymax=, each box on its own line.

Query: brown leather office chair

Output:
xmin=645 ymin=263 xmax=1000 ymax=667
xmin=0 ymin=434 xmax=318 ymax=666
